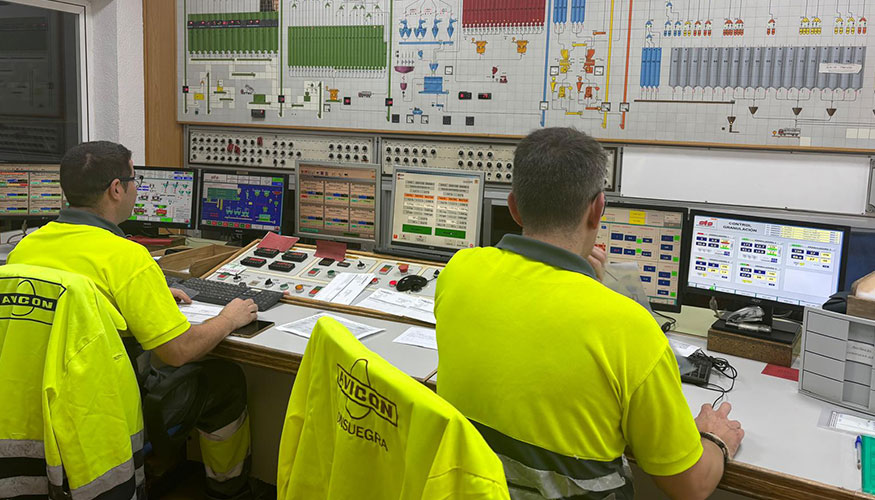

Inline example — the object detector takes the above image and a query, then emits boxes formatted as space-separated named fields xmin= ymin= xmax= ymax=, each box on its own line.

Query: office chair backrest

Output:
xmin=0 ymin=264 xmax=146 ymax=500
xmin=276 ymin=316 xmax=510 ymax=500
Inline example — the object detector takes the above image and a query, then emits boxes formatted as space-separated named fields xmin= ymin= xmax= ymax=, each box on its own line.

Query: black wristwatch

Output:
xmin=700 ymin=431 xmax=729 ymax=466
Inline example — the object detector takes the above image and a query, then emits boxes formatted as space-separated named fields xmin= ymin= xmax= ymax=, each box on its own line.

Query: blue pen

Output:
xmin=857 ymin=436 xmax=863 ymax=470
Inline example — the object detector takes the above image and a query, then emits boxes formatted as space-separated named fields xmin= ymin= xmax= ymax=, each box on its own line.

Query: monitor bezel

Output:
xmin=387 ymin=166 xmax=486 ymax=261
xmin=120 ymin=165 xmax=199 ymax=231
xmin=197 ymin=168 xmax=287 ymax=234
xmin=602 ymin=201 xmax=690 ymax=313
xmin=293 ymin=161 xmax=382 ymax=246
xmin=684 ymin=209 xmax=851 ymax=314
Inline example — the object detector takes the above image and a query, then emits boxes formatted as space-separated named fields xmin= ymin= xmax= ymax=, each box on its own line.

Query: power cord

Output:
xmin=4 ymin=220 xmax=30 ymax=245
xmin=653 ymin=310 xmax=677 ymax=332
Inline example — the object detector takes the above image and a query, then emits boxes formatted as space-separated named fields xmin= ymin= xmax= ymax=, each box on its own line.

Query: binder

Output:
xmin=863 ymin=435 xmax=875 ymax=493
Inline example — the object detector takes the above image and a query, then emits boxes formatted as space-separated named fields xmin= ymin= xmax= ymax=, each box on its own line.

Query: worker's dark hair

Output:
xmin=512 ymin=128 xmax=607 ymax=232
xmin=60 ymin=141 xmax=133 ymax=207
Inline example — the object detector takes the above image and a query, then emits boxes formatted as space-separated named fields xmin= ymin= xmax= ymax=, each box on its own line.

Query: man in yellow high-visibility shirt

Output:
xmin=10 ymin=141 xmax=257 ymax=499
xmin=435 ymin=127 xmax=745 ymax=500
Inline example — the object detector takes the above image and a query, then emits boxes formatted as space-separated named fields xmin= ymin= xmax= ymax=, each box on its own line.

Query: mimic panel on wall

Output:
xmin=178 ymin=0 xmax=875 ymax=150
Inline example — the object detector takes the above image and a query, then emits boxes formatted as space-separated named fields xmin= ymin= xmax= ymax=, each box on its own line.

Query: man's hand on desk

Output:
xmin=695 ymin=402 xmax=745 ymax=459
xmin=218 ymin=298 xmax=259 ymax=331
xmin=170 ymin=287 xmax=192 ymax=304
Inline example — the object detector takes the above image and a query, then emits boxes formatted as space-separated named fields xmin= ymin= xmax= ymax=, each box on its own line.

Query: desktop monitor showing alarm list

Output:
xmin=200 ymin=170 xmax=285 ymax=232
xmin=389 ymin=167 xmax=484 ymax=259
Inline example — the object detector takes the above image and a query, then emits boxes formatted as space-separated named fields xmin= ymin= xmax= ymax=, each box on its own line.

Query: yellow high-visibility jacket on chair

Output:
xmin=277 ymin=316 xmax=510 ymax=500
xmin=0 ymin=264 xmax=145 ymax=499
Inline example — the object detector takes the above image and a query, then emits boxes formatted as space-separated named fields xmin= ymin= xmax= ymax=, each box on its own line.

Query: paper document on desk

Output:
xmin=312 ymin=273 xmax=374 ymax=305
xmin=393 ymin=326 xmax=437 ymax=350
xmin=602 ymin=262 xmax=655 ymax=312
xmin=277 ymin=312 xmax=384 ymax=340
xmin=357 ymin=289 xmax=436 ymax=324
xmin=826 ymin=410 xmax=875 ymax=436
xmin=179 ymin=302 xmax=224 ymax=325
xmin=669 ymin=339 xmax=699 ymax=358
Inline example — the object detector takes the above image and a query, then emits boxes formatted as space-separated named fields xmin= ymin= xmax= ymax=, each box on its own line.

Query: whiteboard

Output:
xmin=620 ymin=146 xmax=872 ymax=215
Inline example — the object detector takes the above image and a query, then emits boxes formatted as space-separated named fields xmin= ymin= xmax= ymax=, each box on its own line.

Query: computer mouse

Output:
xmin=396 ymin=275 xmax=428 ymax=293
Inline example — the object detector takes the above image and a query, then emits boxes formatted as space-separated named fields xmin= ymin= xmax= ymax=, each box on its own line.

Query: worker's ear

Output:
xmin=106 ymin=179 xmax=127 ymax=202
xmin=508 ymin=192 xmax=523 ymax=228
xmin=586 ymin=192 xmax=605 ymax=231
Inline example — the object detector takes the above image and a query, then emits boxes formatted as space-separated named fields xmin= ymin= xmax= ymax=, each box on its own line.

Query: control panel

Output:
xmin=205 ymin=244 xmax=443 ymax=305
xmin=188 ymin=128 xmax=375 ymax=168
xmin=380 ymin=137 xmax=619 ymax=189
xmin=381 ymin=138 xmax=516 ymax=183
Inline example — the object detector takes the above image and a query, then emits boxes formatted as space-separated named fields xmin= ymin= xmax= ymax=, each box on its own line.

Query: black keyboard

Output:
xmin=680 ymin=351 xmax=713 ymax=386
xmin=181 ymin=278 xmax=284 ymax=311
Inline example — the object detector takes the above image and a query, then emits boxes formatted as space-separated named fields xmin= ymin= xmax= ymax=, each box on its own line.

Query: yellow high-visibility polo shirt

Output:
xmin=8 ymin=208 xmax=190 ymax=350
xmin=435 ymin=234 xmax=702 ymax=498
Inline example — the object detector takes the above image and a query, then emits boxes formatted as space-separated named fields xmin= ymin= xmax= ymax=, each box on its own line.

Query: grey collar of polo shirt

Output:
xmin=496 ymin=234 xmax=597 ymax=279
xmin=56 ymin=208 xmax=126 ymax=237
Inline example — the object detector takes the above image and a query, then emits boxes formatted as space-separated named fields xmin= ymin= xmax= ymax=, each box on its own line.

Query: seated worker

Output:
xmin=435 ymin=128 xmax=745 ymax=500
xmin=9 ymin=141 xmax=258 ymax=499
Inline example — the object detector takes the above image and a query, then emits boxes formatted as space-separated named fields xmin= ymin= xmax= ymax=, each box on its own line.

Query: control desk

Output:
xmin=202 ymin=241 xmax=443 ymax=310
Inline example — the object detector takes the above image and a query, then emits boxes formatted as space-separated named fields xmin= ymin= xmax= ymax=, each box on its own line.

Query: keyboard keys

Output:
xmin=181 ymin=278 xmax=283 ymax=311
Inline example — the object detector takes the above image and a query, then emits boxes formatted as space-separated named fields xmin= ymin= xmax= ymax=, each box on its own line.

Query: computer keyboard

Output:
xmin=181 ymin=278 xmax=284 ymax=312
xmin=680 ymin=351 xmax=713 ymax=386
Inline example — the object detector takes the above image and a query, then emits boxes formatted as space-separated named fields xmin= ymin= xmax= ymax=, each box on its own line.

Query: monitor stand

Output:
xmin=711 ymin=303 xmax=801 ymax=345
xmin=226 ymin=230 xmax=260 ymax=248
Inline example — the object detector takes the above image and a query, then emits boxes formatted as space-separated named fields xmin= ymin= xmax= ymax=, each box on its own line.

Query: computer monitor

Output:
xmin=595 ymin=202 xmax=689 ymax=312
xmin=199 ymin=169 xmax=286 ymax=233
xmin=686 ymin=210 xmax=850 ymax=332
xmin=0 ymin=165 xmax=63 ymax=220
xmin=294 ymin=162 xmax=380 ymax=245
xmin=121 ymin=166 xmax=197 ymax=231
xmin=388 ymin=167 xmax=484 ymax=259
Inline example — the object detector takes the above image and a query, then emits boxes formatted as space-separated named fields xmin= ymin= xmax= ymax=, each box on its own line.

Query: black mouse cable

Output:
xmin=699 ymin=353 xmax=738 ymax=406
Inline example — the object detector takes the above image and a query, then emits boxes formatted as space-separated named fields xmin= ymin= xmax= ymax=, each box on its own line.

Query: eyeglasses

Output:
xmin=106 ymin=174 xmax=144 ymax=189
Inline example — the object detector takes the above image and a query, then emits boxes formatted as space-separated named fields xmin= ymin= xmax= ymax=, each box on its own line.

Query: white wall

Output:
xmin=87 ymin=0 xmax=145 ymax=164
xmin=620 ymin=146 xmax=873 ymax=217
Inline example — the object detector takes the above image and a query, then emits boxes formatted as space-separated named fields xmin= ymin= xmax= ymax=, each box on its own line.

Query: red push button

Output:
xmin=398 ymin=264 xmax=409 ymax=273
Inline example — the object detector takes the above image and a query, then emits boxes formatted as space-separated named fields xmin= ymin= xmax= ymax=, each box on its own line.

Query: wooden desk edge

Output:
xmin=720 ymin=460 xmax=871 ymax=499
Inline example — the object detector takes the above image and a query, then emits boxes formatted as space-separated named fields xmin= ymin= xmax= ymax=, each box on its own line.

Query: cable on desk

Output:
xmin=653 ymin=310 xmax=677 ymax=332
xmin=695 ymin=349 xmax=738 ymax=407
